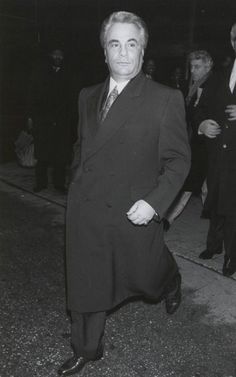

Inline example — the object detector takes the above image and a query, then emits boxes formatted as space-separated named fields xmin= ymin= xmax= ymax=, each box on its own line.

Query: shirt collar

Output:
xmin=108 ymin=77 xmax=130 ymax=95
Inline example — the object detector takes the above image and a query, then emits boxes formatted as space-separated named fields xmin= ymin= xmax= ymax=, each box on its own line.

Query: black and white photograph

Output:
xmin=1 ymin=1 xmax=236 ymax=376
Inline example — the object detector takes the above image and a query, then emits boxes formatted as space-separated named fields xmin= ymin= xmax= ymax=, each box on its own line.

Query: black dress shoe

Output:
xmin=222 ymin=259 xmax=236 ymax=277
xmin=223 ymin=264 xmax=236 ymax=277
xmin=165 ymin=273 xmax=181 ymax=315
xmin=199 ymin=249 xmax=222 ymax=260
xmin=58 ymin=352 xmax=102 ymax=376
xmin=58 ymin=355 xmax=89 ymax=376
xmin=33 ymin=185 xmax=47 ymax=193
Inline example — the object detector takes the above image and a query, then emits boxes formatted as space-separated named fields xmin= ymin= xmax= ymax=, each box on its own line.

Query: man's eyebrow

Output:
xmin=108 ymin=39 xmax=119 ymax=44
xmin=127 ymin=38 xmax=138 ymax=43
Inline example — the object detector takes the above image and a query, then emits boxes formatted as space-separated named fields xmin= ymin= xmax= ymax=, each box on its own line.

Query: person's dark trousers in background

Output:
xmin=206 ymin=209 xmax=236 ymax=267
xmin=206 ymin=211 xmax=224 ymax=254
xmin=223 ymin=215 xmax=236 ymax=267
xmin=35 ymin=160 xmax=66 ymax=190
xmin=52 ymin=161 xmax=66 ymax=189
xmin=35 ymin=160 xmax=49 ymax=189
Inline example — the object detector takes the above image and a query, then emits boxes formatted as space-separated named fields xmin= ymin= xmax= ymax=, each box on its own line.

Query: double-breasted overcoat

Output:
xmin=66 ymin=72 xmax=190 ymax=313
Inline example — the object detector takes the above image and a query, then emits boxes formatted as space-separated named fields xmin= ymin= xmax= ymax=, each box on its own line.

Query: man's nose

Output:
xmin=120 ymin=44 xmax=127 ymax=56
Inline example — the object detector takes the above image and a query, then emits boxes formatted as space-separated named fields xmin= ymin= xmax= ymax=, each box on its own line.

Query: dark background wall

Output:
xmin=1 ymin=0 xmax=236 ymax=161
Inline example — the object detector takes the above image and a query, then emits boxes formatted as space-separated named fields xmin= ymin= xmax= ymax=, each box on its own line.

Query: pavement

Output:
xmin=0 ymin=161 xmax=236 ymax=377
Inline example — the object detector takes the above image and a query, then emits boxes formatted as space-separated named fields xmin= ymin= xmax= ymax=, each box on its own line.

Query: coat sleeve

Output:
xmin=193 ymin=72 xmax=223 ymax=128
xmin=145 ymin=89 xmax=191 ymax=219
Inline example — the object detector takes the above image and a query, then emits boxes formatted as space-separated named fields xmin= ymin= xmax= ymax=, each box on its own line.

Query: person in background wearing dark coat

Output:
xmin=196 ymin=23 xmax=236 ymax=277
xmin=164 ymin=50 xmax=213 ymax=229
xmin=58 ymin=11 xmax=190 ymax=376
xmin=27 ymin=48 xmax=72 ymax=193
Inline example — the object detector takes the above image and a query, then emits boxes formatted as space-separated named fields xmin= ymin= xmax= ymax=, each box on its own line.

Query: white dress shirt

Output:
xmin=229 ymin=59 xmax=236 ymax=93
xmin=108 ymin=77 xmax=130 ymax=96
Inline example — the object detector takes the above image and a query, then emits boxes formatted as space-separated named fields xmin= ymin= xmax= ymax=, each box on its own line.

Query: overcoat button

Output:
xmin=222 ymin=144 xmax=227 ymax=149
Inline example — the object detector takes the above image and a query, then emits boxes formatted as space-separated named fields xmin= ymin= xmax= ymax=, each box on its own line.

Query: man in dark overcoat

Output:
xmin=196 ymin=23 xmax=236 ymax=276
xmin=58 ymin=11 xmax=190 ymax=376
xmin=164 ymin=50 xmax=213 ymax=229
xmin=27 ymin=48 xmax=72 ymax=193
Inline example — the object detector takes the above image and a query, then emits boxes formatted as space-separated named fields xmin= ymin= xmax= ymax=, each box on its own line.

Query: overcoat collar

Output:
xmin=84 ymin=71 xmax=146 ymax=162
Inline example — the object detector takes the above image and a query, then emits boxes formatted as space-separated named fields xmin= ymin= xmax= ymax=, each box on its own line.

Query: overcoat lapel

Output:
xmin=85 ymin=78 xmax=109 ymax=137
xmin=84 ymin=72 xmax=146 ymax=162
xmin=224 ymin=65 xmax=235 ymax=97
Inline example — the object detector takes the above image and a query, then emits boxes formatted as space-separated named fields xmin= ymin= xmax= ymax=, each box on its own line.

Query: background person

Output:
xmin=169 ymin=66 xmax=186 ymax=92
xmin=143 ymin=58 xmax=157 ymax=80
xmin=164 ymin=50 xmax=213 ymax=229
xmin=196 ymin=24 xmax=236 ymax=277
xmin=27 ymin=48 xmax=72 ymax=193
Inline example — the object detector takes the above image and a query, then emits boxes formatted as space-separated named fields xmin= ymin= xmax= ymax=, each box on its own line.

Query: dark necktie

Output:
xmin=100 ymin=86 xmax=119 ymax=122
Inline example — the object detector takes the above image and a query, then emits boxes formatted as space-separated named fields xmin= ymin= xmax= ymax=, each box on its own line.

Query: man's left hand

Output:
xmin=225 ymin=105 xmax=236 ymax=121
xmin=127 ymin=200 xmax=156 ymax=225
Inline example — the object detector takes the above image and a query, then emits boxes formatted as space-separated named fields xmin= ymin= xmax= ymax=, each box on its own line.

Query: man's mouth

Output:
xmin=117 ymin=62 xmax=129 ymax=65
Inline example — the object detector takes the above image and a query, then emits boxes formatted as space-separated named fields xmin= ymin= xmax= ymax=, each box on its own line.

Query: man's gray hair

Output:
xmin=188 ymin=50 xmax=213 ymax=68
xmin=100 ymin=11 xmax=149 ymax=50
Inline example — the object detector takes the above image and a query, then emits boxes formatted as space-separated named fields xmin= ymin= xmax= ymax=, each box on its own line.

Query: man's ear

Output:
xmin=141 ymin=49 xmax=144 ymax=63
xmin=104 ymin=49 xmax=107 ymax=64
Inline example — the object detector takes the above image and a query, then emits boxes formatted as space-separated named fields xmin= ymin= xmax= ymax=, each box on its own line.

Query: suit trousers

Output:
xmin=207 ymin=209 xmax=236 ymax=265
xmin=71 ymin=311 xmax=106 ymax=360
xmin=70 ymin=258 xmax=179 ymax=360
xmin=35 ymin=160 xmax=66 ymax=188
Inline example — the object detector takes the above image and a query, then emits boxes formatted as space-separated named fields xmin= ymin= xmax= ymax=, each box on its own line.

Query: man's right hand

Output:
xmin=198 ymin=119 xmax=221 ymax=138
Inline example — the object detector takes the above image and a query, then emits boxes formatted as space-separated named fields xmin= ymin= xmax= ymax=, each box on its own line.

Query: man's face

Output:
xmin=145 ymin=60 xmax=156 ymax=76
xmin=173 ymin=68 xmax=182 ymax=80
xmin=231 ymin=24 xmax=236 ymax=54
xmin=104 ymin=22 xmax=144 ymax=82
xmin=190 ymin=59 xmax=210 ymax=82
xmin=50 ymin=49 xmax=64 ymax=67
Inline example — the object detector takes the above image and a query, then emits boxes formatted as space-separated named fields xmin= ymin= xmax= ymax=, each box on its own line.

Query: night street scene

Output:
xmin=1 ymin=1 xmax=236 ymax=377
